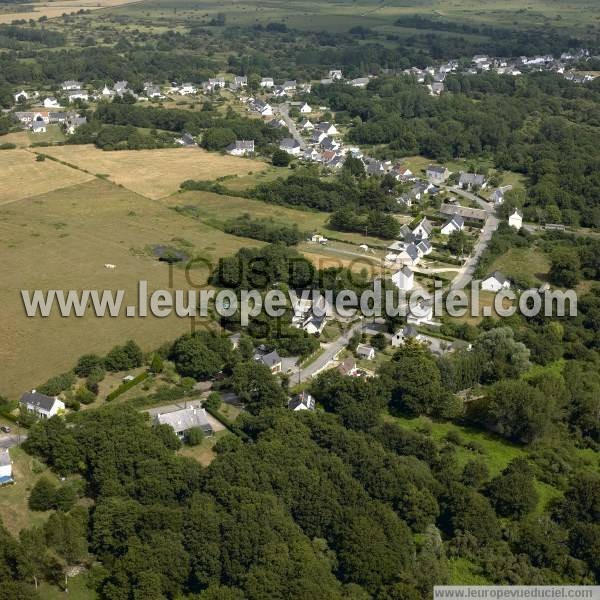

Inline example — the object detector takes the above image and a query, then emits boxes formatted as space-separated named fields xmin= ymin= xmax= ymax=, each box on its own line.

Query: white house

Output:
xmin=413 ymin=217 xmax=434 ymax=240
xmin=279 ymin=138 xmax=302 ymax=155
xmin=397 ymin=243 xmax=421 ymax=267
xmin=14 ymin=90 xmax=28 ymax=103
xmin=179 ymin=83 xmax=197 ymax=95
xmin=392 ymin=265 xmax=414 ymax=291
xmin=351 ymin=77 xmax=370 ymax=88
xmin=490 ymin=185 xmax=512 ymax=205
xmin=328 ymin=69 xmax=343 ymax=80
xmin=508 ymin=209 xmax=523 ymax=230
xmin=481 ymin=271 xmax=511 ymax=292
xmin=61 ymin=80 xmax=82 ymax=91
xmin=356 ymin=344 xmax=375 ymax=360
xmin=426 ymin=165 xmax=450 ymax=184
xmin=459 ymin=172 xmax=487 ymax=190
xmin=300 ymin=102 xmax=312 ymax=114
xmin=226 ymin=140 xmax=255 ymax=156
xmin=254 ymin=100 xmax=273 ymax=117
xmin=416 ymin=239 xmax=433 ymax=257
xmin=19 ymin=390 xmax=65 ymax=419
xmin=67 ymin=89 xmax=88 ymax=102
xmin=43 ymin=97 xmax=60 ymax=108
xmin=391 ymin=324 xmax=423 ymax=348
xmin=440 ymin=215 xmax=465 ymax=235
xmin=0 ymin=449 xmax=12 ymax=485
xmin=254 ymin=348 xmax=282 ymax=373
xmin=299 ymin=118 xmax=314 ymax=131
xmin=260 ymin=77 xmax=274 ymax=89
xmin=311 ymin=233 xmax=328 ymax=244
xmin=317 ymin=122 xmax=338 ymax=136
xmin=31 ymin=122 xmax=47 ymax=134
xmin=154 ymin=407 xmax=213 ymax=438
xmin=288 ymin=391 xmax=315 ymax=411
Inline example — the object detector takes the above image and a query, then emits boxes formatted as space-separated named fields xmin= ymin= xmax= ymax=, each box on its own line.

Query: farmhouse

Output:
xmin=254 ymin=100 xmax=273 ymax=117
xmin=392 ymin=265 xmax=414 ymax=291
xmin=20 ymin=390 xmax=65 ymax=419
xmin=0 ymin=449 xmax=12 ymax=486
xmin=260 ymin=77 xmax=275 ymax=88
xmin=490 ymin=185 xmax=512 ymax=205
xmin=440 ymin=203 xmax=487 ymax=222
xmin=226 ymin=140 xmax=255 ymax=156
xmin=154 ymin=407 xmax=214 ymax=439
xmin=508 ymin=209 xmax=523 ymax=230
xmin=14 ymin=90 xmax=29 ymax=102
xmin=417 ymin=239 xmax=433 ymax=257
xmin=288 ymin=391 xmax=315 ymax=411
xmin=299 ymin=118 xmax=314 ymax=131
xmin=458 ymin=172 xmax=487 ymax=190
xmin=232 ymin=75 xmax=248 ymax=89
xmin=356 ymin=345 xmax=376 ymax=360
xmin=279 ymin=138 xmax=302 ymax=155
xmin=398 ymin=243 xmax=421 ymax=266
xmin=300 ymin=102 xmax=312 ymax=114
xmin=67 ymin=89 xmax=89 ymax=102
xmin=179 ymin=83 xmax=197 ymax=95
xmin=440 ymin=215 xmax=465 ymax=235
xmin=481 ymin=271 xmax=511 ymax=292
xmin=407 ymin=299 xmax=435 ymax=325
xmin=328 ymin=69 xmax=343 ymax=80
xmin=426 ymin=165 xmax=450 ymax=184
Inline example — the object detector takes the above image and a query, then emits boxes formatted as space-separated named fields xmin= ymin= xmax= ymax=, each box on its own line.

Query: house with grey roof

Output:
xmin=20 ymin=390 xmax=65 ymax=419
xmin=254 ymin=347 xmax=282 ymax=373
xmin=391 ymin=324 xmax=423 ymax=347
xmin=154 ymin=407 xmax=214 ymax=438
xmin=426 ymin=164 xmax=450 ymax=184
xmin=413 ymin=217 xmax=434 ymax=240
xmin=481 ymin=271 xmax=511 ymax=292
xmin=279 ymin=138 xmax=301 ymax=155
xmin=226 ymin=140 xmax=255 ymax=156
xmin=288 ymin=391 xmax=315 ymax=411
xmin=440 ymin=215 xmax=465 ymax=235
xmin=458 ymin=172 xmax=487 ymax=191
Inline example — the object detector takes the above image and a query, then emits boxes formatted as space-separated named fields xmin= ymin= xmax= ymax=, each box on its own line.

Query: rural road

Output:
xmin=297 ymin=320 xmax=365 ymax=382
xmin=445 ymin=186 xmax=499 ymax=289
xmin=275 ymin=103 xmax=307 ymax=150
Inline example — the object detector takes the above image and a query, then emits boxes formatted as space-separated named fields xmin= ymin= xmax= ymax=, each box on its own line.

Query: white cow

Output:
xmin=104 ymin=264 xmax=116 ymax=270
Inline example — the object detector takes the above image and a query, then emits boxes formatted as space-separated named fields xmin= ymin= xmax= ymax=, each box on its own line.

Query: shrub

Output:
xmin=29 ymin=477 xmax=57 ymax=511
xmin=186 ymin=427 xmax=204 ymax=446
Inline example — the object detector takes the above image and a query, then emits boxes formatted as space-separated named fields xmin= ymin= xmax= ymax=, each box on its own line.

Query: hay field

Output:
xmin=0 ymin=178 xmax=262 ymax=398
xmin=0 ymin=0 xmax=142 ymax=24
xmin=0 ymin=149 xmax=94 ymax=206
xmin=41 ymin=145 xmax=267 ymax=200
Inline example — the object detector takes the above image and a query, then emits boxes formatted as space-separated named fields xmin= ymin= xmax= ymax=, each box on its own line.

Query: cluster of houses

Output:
xmin=14 ymin=108 xmax=87 ymax=134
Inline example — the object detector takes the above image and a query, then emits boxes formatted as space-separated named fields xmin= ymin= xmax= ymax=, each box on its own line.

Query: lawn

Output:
xmin=489 ymin=246 xmax=550 ymax=285
xmin=0 ymin=148 xmax=94 ymax=206
xmin=0 ymin=447 xmax=59 ymax=536
xmin=41 ymin=145 xmax=267 ymax=200
xmin=0 ymin=178 xmax=262 ymax=398
xmin=27 ymin=124 xmax=66 ymax=145
xmin=178 ymin=430 xmax=229 ymax=466
xmin=38 ymin=573 xmax=97 ymax=600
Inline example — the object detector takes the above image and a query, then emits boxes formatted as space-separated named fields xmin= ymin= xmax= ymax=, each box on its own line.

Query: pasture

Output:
xmin=0 ymin=178 xmax=262 ymax=398
xmin=41 ymin=145 xmax=267 ymax=200
xmin=0 ymin=149 xmax=94 ymax=206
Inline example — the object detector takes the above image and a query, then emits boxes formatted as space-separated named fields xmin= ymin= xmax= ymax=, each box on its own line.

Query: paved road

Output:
xmin=275 ymin=103 xmax=307 ymax=150
xmin=296 ymin=320 xmax=364 ymax=382
xmin=0 ymin=434 xmax=26 ymax=449
xmin=443 ymin=186 xmax=499 ymax=289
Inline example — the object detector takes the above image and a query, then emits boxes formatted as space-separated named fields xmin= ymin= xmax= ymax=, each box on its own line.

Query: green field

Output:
xmin=489 ymin=246 xmax=551 ymax=285
xmin=105 ymin=0 xmax=600 ymax=35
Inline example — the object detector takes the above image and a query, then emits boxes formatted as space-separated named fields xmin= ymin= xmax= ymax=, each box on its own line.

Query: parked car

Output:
xmin=0 ymin=426 xmax=11 ymax=433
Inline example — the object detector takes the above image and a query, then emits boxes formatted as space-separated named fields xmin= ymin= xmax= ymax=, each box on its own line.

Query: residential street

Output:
xmin=445 ymin=185 xmax=499 ymax=289
xmin=0 ymin=433 xmax=26 ymax=449
xmin=275 ymin=103 xmax=307 ymax=150
xmin=296 ymin=320 xmax=365 ymax=383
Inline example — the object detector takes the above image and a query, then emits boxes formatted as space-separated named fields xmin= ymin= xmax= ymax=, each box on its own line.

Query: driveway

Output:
xmin=275 ymin=103 xmax=307 ymax=150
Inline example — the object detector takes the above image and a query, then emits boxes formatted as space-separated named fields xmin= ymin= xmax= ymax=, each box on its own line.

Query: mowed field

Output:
xmin=0 ymin=177 xmax=263 ymax=398
xmin=0 ymin=149 xmax=94 ymax=206
xmin=41 ymin=145 xmax=267 ymax=200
